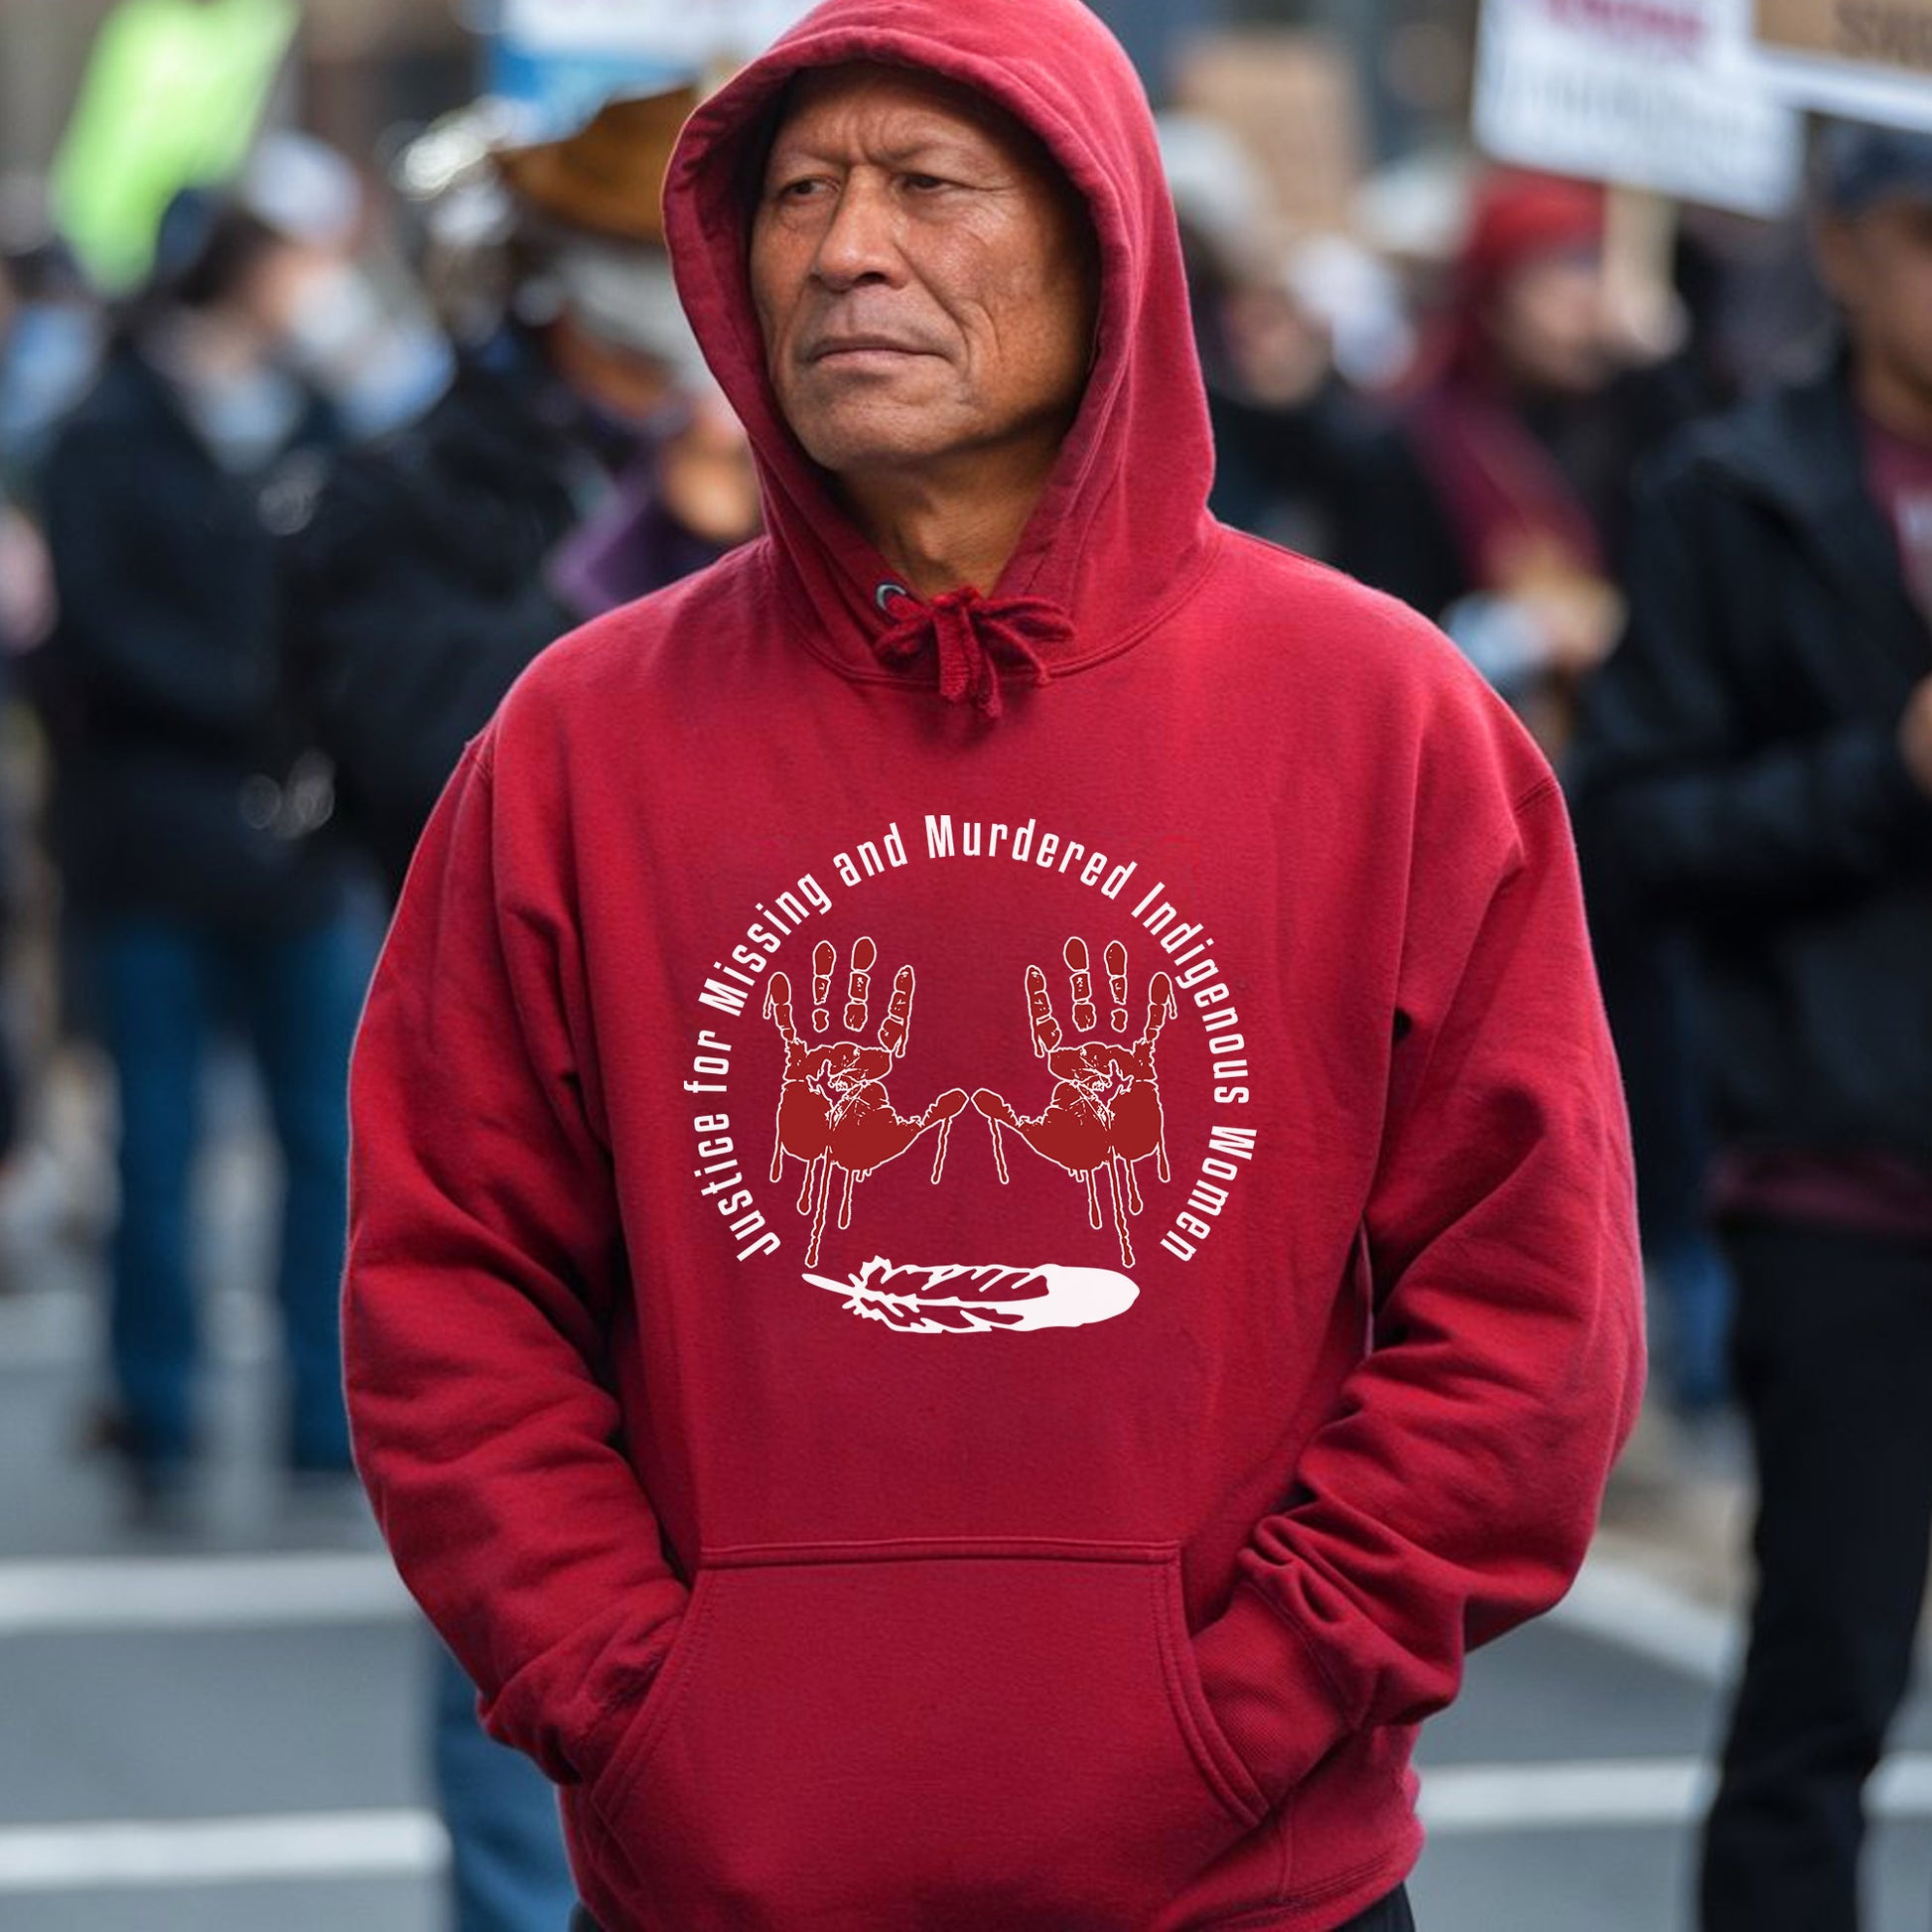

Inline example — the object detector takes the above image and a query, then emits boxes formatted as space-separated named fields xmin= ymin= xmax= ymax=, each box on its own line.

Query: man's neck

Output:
xmin=1855 ymin=347 xmax=1932 ymax=451
xmin=841 ymin=445 xmax=1058 ymax=598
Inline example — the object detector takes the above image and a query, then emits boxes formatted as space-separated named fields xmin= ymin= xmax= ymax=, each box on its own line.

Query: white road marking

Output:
xmin=1546 ymin=1549 xmax=1740 ymax=1684
xmin=1421 ymin=1758 xmax=1714 ymax=1833
xmin=0 ymin=1554 xmax=411 ymax=1634
xmin=0 ymin=1812 xmax=448 ymax=1891
xmin=7 ymin=1756 xmax=1932 ymax=1889
xmin=1420 ymin=1754 xmax=1932 ymax=1834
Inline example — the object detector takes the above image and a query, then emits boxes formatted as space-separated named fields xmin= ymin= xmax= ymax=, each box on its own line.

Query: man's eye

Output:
xmin=902 ymin=174 xmax=952 ymax=193
xmin=773 ymin=177 xmax=827 ymax=204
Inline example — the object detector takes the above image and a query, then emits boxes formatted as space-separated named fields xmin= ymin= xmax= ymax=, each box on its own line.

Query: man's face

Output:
xmin=750 ymin=63 xmax=1099 ymax=487
xmin=1820 ymin=195 xmax=1932 ymax=404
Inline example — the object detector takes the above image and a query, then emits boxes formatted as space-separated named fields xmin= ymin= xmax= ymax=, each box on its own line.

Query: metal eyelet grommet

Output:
xmin=875 ymin=580 xmax=912 ymax=613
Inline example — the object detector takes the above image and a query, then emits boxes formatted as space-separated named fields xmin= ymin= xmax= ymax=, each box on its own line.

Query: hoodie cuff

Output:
xmin=570 ymin=1604 xmax=692 ymax=1788
xmin=567 ymin=1673 xmax=648 ymax=1790
xmin=1191 ymin=1578 xmax=1353 ymax=1810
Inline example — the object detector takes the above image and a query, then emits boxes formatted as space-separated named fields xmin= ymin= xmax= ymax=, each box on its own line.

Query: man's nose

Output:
xmin=810 ymin=174 xmax=903 ymax=290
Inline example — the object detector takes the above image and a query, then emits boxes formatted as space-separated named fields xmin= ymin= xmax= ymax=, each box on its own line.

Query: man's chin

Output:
xmin=795 ymin=410 xmax=965 ymax=479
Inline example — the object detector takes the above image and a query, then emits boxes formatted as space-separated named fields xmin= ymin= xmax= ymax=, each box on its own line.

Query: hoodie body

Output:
xmin=343 ymin=4 xmax=1645 ymax=1928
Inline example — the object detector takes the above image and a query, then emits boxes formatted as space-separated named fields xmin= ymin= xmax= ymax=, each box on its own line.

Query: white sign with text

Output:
xmin=501 ymin=0 xmax=813 ymax=63
xmin=1475 ymin=0 xmax=1804 ymax=214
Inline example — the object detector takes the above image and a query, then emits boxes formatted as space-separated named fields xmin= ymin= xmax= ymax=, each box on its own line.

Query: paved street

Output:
xmin=4 ymin=1053 xmax=1931 ymax=1932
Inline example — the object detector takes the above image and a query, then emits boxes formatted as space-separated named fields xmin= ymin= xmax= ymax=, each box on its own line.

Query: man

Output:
xmin=1574 ymin=123 xmax=1932 ymax=1932
xmin=344 ymin=3 xmax=1644 ymax=1928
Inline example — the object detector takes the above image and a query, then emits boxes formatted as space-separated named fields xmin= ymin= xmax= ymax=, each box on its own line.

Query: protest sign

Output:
xmin=1475 ymin=0 xmax=1804 ymax=214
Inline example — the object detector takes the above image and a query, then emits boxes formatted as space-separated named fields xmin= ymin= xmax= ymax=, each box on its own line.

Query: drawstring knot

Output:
xmin=872 ymin=585 xmax=1072 ymax=720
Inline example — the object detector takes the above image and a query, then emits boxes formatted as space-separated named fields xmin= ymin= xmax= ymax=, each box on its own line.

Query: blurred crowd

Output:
xmin=1 ymin=2 xmax=1930 ymax=1929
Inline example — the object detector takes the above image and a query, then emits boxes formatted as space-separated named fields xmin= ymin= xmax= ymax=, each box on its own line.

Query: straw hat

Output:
xmin=494 ymin=86 xmax=699 ymax=245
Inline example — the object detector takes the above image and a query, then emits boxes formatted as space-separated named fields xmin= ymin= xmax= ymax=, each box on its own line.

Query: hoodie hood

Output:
xmin=661 ymin=0 xmax=1217 ymax=712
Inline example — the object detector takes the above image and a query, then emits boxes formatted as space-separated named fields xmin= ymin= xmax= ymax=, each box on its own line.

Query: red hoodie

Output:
xmin=343 ymin=2 xmax=1646 ymax=1927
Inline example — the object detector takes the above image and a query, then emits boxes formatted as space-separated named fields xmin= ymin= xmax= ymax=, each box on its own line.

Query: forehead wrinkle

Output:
xmin=764 ymin=64 xmax=1063 ymax=183
xmin=765 ymin=130 xmax=1012 ymax=181
xmin=765 ymin=109 xmax=1015 ymax=176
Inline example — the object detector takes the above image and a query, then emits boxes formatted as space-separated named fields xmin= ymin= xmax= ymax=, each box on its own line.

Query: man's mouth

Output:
xmin=808 ymin=336 xmax=931 ymax=362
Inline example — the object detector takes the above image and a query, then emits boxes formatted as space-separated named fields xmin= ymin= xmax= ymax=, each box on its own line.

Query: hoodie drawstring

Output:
xmin=872 ymin=586 xmax=1072 ymax=720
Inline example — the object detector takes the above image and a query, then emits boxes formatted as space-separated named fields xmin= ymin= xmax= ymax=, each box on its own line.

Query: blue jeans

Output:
xmin=435 ymin=1638 xmax=578 ymax=1932
xmin=92 ymin=907 xmax=377 ymax=1470
xmin=1652 ymin=1224 xmax=1734 ymax=1414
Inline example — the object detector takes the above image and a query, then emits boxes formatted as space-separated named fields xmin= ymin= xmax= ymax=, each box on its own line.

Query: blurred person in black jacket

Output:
xmin=1572 ymin=123 xmax=1932 ymax=1932
xmin=284 ymin=87 xmax=759 ymax=898
xmin=38 ymin=147 xmax=382 ymax=1523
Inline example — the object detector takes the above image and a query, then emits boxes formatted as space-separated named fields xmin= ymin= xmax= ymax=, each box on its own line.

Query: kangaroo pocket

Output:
xmin=587 ymin=1537 xmax=1272 ymax=1931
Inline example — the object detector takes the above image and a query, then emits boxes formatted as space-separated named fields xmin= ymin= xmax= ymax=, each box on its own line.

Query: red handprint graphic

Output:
xmin=765 ymin=938 xmax=970 ymax=1268
xmin=971 ymin=938 xmax=1175 ymax=1267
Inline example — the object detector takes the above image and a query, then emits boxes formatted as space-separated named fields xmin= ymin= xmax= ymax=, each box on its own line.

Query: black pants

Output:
xmin=569 ymin=1880 xmax=1414 ymax=1930
xmin=1701 ymin=1215 xmax=1932 ymax=1932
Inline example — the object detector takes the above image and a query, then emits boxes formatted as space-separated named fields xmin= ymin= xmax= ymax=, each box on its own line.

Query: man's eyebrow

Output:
xmin=762 ymin=132 xmax=1004 ymax=178
xmin=875 ymin=137 xmax=1001 ymax=170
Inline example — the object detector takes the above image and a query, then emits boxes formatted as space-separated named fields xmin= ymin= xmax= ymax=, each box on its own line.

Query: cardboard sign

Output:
xmin=1172 ymin=32 xmax=1365 ymax=235
xmin=1757 ymin=0 xmax=1932 ymax=68
xmin=1474 ymin=0 xmax=1804 ymax=215
xmin=1752 ymin=0 xmax=1932 ymax=129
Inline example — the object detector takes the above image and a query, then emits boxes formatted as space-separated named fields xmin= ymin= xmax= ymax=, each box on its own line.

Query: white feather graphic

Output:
xmin=801 ymin=1257 xmax=1139 ymax=1332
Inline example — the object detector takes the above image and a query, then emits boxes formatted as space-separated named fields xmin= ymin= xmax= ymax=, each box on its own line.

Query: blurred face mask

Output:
xmin=176 ymin=359 xmax=306 ymax=473
xmin=554 ymin=242 xmax=706 ymax=385
xmin=279 ymin=260 xmax=384 ymax=373
xmin=278 ymin=259 xmax=453 ymax=437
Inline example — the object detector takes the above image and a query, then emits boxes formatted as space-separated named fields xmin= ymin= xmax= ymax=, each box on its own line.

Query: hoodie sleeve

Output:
xmin=1191 ymin=772 xmax=1645 ymax=1808
xmin=343 ymin=730 xmax=689 ymax=1786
